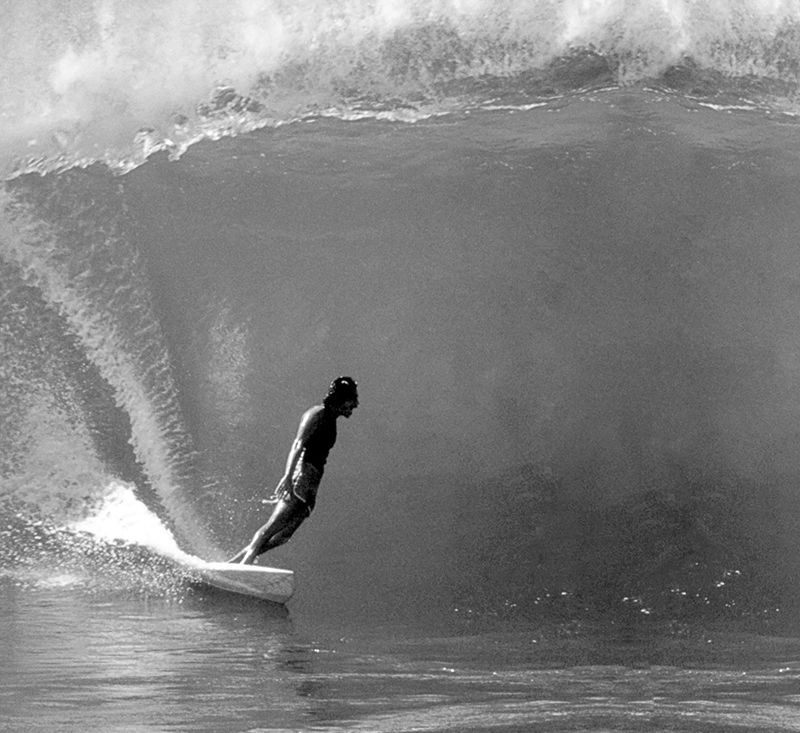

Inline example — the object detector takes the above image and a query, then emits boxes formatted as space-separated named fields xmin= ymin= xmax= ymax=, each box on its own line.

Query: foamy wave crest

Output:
xmin=2 ymin=0 xmax=800 ymax=176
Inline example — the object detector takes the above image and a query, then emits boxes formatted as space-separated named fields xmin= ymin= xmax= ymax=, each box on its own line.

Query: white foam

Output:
xmin=34 ymin=573 xmax=84 ymax=589
xmin=70 ymin=481 xmax=189 ymax=562
xmin=3 ymin=0 xmax=800 ymax=176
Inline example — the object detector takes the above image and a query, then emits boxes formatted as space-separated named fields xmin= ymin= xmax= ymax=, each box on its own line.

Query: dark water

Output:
xmin=4 ymin=1 xmax=800 ymax=730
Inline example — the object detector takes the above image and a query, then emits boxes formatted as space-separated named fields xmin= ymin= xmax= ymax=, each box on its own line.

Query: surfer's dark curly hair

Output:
xmin=324 ymin=376 xmax=358 ymax=406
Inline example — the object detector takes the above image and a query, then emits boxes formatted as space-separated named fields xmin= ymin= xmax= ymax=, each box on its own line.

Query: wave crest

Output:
xmin=3 ymin=0 xmax=800 ymax=176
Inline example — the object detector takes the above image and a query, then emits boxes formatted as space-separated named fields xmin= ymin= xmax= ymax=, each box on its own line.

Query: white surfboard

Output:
xmin=179 ymin=555 xmax=295 ymax=603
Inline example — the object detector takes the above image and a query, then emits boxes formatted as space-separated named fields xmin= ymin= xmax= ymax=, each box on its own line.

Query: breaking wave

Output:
xmin=3 ymin=0 xmax=800 ymax=176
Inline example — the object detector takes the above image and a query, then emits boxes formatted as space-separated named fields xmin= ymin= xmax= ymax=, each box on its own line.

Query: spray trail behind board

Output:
xmin=0 ymin=173 xmax=221 ymax=582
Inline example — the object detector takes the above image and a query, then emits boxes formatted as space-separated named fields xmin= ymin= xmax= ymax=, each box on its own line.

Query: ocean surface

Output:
xmin=4 ymin=1 xmax=800 ymax=730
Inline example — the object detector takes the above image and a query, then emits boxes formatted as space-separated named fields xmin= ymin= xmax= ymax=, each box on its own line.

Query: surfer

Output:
xmin=228 ymin=376 xmax=359 ymax=564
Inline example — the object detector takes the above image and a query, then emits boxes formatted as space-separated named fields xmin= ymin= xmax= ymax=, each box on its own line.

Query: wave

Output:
xmin=3 ymin=0 xmax=800 ymax=177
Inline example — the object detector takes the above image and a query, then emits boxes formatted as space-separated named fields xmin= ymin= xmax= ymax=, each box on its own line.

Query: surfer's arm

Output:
xmin=280 ymin=406 xmax=322 ymax=482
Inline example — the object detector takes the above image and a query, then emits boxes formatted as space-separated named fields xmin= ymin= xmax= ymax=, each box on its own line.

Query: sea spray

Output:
xmin=70 ymin=481 xmax=189 ymax=562
xmin=0 ymin=181 xmax=221 ymax=558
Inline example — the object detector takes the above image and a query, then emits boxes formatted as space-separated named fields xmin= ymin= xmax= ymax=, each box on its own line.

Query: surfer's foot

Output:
xmin=232 ymin=548 xmax=257 ymax=564
xmin=227 ymin=549 xmax=247 ymax=564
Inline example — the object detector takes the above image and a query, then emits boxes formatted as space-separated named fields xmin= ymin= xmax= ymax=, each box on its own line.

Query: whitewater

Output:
xmin=3 ymin=1 xmax=800 ymax=731
xmin=3 ymin=0 xmax=800 ymax=177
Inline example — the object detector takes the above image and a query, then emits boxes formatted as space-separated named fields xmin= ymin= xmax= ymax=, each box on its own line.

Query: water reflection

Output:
xmin=4 ymin=579 xmax=800 ymax=732
xmin=0 ymin=580 xmax=326 ymax=732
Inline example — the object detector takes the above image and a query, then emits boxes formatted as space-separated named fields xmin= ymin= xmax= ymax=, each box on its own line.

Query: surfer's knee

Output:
xmin=268 ymin=526 xmax=296 ymax=548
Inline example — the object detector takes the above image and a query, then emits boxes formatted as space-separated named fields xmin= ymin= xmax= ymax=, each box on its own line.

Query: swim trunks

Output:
xmin=281 ymin=460 xmax=321 ymax=512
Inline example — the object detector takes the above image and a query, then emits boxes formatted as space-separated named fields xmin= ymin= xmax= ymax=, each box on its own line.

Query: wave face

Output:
xmin=3 ymin=3 xmax=800 ymax=624
xmin=3 ymin=0 xmax=800 ymax=176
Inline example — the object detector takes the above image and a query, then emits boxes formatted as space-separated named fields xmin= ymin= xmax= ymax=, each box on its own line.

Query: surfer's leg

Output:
xmin=236 ymin=522 xmax=298 ymax=563
xmin=233 ymin=500 xmax=308 ymax=563
xmin=228 ymin=500 xmax=286 ymax=563
xmin=249 ymin=504 xmax=307 ymax=556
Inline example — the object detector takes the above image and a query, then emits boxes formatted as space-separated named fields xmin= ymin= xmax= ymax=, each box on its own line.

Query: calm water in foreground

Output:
xmin=2 ymin=574 xmax=800 ymax=733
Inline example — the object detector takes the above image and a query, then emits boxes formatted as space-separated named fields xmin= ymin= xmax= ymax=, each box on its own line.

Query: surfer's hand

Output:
xmin=261 ymin=476 xmax=290 ymax=504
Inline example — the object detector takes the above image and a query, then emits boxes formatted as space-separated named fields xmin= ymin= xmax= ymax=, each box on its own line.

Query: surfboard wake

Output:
xmin=67 ymin=482 xmax=294 ymax=603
